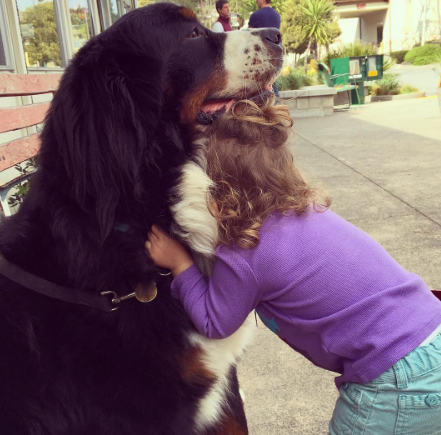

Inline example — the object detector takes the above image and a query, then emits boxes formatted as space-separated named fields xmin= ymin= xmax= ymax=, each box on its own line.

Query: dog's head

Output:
xmin=39 ymin=2 xmax=283 ymax=241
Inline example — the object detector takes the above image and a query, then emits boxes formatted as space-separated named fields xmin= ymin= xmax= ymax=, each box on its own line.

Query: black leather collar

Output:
xmin=0 ymin=255 xmax=119 ymax=312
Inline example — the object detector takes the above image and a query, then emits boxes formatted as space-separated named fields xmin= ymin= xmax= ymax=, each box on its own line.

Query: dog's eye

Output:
xmin=188 ymin=29 xmax=199 ymax=39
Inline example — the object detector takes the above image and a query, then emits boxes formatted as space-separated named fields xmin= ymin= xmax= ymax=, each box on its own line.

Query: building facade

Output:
xmin=334 ymin=0 xmax=441 ymax=53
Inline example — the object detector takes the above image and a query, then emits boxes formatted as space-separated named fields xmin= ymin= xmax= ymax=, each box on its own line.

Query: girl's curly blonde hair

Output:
xmin=205 ymin=97 xmax=331 ymax=249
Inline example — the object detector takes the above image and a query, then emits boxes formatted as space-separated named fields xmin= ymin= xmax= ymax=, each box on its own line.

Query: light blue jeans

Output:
xmin=329 ymin=332 xmax=441 ymax=435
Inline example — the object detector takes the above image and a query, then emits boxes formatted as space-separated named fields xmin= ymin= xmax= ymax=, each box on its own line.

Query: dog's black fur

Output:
xmin=0 ymin=3 xmax=282 ymax=433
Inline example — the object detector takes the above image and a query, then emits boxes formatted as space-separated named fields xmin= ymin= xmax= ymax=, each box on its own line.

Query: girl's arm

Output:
xmin=146 ymin=226 xmax=261 ymax=339
xmin=146 ymin=225 xmax=195 ymax=277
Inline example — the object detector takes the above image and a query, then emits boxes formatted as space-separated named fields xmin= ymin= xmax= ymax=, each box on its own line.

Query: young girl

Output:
xmin=146 ymin=98 xmax=441 ymax=434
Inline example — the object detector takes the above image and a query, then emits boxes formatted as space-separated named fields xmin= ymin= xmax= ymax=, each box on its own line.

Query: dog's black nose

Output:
xmin=261 ymin=28 xmax=281 ymax=46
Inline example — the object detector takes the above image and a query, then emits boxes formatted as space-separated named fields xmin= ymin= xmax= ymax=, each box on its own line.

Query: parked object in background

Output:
xmin=437 ymin=86 xmax=441 ymax=116
xmin=437 ymin=67 xmax=441 ymax=115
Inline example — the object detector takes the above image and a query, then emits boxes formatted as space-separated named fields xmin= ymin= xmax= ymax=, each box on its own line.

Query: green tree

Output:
xmin=299 ymin=0 xmax=335 ymax=71
xmin=280 ymin=0 xmax=309 ymax=55
xmin=20 ymin=1 xmax=61 ymax=67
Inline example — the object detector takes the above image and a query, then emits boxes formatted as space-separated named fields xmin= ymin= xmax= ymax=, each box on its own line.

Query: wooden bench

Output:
xmin=0 ymin=73 xmax=62 ymax=217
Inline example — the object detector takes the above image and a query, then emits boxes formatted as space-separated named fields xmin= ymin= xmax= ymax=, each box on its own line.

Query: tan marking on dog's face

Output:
xmin=177 ymin=29 xmax=281 ymax=125
xmin=179 ymin=72 xmax=227 ymax=124
xmin=178 ymin=7 xmax=196 ymax=20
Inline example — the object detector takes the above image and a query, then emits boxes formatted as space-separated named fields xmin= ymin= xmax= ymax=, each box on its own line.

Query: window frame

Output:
xmin=98 ymin=0 xmax=135 ymax=31
xmin=0 ymin=0 xmax=13 ymax=70
xmin=21 ymin=0 xmax=101 ymax=71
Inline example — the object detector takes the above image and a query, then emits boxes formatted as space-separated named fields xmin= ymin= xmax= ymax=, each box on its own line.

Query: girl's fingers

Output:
xmin=151 ymin=225 xmax=162 ymax=236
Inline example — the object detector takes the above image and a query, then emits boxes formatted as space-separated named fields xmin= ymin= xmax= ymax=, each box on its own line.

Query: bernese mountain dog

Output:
xmin=0 ymin=3 xmax=283 ymax=434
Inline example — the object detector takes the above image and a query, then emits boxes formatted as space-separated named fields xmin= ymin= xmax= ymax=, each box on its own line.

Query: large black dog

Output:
xmin=0 ymin=3 xmax=282 ymax=434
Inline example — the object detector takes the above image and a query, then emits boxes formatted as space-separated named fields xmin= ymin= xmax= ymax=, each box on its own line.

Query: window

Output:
xmin=16 ymin=0 xmax=62 ymax=68
xmin=0 ymin=0 xmax=12 ymax=68
xmin=99 ymin=0 xmax=134 ymax=30
xmin=121 ymin=0 xmax=133 ymax=15
xmin=0 ymin=25 xmax=7 ymax=66
xmin=68 ymin=0 xmax=94 ymax=53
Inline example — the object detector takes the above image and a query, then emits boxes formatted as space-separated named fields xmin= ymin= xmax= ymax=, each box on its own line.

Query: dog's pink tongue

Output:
xmin=201 ymin=99 xmax=236 ymax=114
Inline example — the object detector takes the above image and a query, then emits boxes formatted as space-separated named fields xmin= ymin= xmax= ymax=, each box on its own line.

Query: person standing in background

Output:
xmin=212 ymin=0 xmax=232 ymax=33
xmin=248 ymin=0 xmax=281 ymax=96
xmin=237 ymin=13 xmax=244 ymax=29
xmin=249 ymin=0 xmax=280 ymax=29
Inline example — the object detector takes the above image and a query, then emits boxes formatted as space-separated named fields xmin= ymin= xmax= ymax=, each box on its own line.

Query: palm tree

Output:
xmin=299 ymin=0 xmax=335 ymax=72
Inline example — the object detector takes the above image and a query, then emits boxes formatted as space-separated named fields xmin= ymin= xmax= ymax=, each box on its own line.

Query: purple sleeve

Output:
xmin=171 ymin=249 xmax=261 ymax=339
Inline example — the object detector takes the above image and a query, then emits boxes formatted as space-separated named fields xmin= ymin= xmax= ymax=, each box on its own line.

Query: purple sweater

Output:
xmin=171 ymin=209 xmax=441 ymax=388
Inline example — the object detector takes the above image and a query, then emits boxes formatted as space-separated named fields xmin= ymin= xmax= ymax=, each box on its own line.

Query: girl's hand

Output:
xmin=145 ymin=225 xmax=194 ymax=277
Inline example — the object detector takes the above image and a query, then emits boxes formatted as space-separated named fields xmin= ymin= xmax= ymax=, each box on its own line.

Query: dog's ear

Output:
xmin=43 ymin=43 xmax=167 ymax=241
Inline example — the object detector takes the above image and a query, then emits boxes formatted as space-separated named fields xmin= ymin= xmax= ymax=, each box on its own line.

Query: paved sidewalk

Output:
xmin=389 ymin=63 xmax=440 ymax=96
xmin=238 ymin=97 xmax=441 ymax=435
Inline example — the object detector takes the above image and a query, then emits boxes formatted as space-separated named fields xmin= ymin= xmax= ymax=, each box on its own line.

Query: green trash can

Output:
xmin=330 ymin=55 xmax=384 ymax=105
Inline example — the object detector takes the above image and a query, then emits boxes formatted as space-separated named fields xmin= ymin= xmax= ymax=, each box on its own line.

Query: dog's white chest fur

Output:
xmin=170 ymin=144 xmax=253 ymax=431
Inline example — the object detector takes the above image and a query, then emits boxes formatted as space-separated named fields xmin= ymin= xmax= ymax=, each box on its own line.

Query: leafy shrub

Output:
xmin=390 ymin=50 xmax=409 ymax=64
xmin=323 ymin=41 xmax=377 ymax=66
xmin=295 ymin=54 xmax=314 ymax=68
xmin=276 ymin=68 xmax=319 ymax=91
xmin=369 ymin=74 xmax=401 ymax=96
xmin=369 ymin=75 xmax=420 ymax=96
xmin=7 ymin=159 xmax=36 ymax=209
xmin=404 ymin=44 xmax=441 ymax=65
xmin=382 ymin=55 xmax=396 ymax=72
xmin=399 ymin=84 xmax=419 ymax=94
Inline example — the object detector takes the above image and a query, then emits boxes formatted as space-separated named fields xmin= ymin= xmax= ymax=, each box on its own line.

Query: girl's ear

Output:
xmin=42 ymin=46 xmax=164 ymax=241
xmin=209 ymin=202 xmax=220 ymax=217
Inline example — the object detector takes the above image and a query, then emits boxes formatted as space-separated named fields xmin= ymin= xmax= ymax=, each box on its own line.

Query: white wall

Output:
xmin=336 ymin=0 xmax=441 ymax=53
xmin=338 ymin=17 xmax=361 ymax=44
xmin=383 ymin=0 xmax=440 ymax=52
xmin=360 ymin=9 xmax=387 ymax=47
xmin=383 ymin=0 xmax=413 ymax=51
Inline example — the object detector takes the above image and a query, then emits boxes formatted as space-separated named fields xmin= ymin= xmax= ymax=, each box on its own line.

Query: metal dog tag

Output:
xmin=135 ymin=282 xmax=157 ymax=303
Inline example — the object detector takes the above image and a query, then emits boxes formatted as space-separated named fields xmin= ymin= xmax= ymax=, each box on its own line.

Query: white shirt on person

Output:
xmin=212 ymin=21 xmax=224 ymax=32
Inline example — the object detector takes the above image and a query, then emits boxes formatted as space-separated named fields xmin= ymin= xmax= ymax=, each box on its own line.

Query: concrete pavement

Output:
xmin=238 ymin=97 xmax=441 ymax=434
